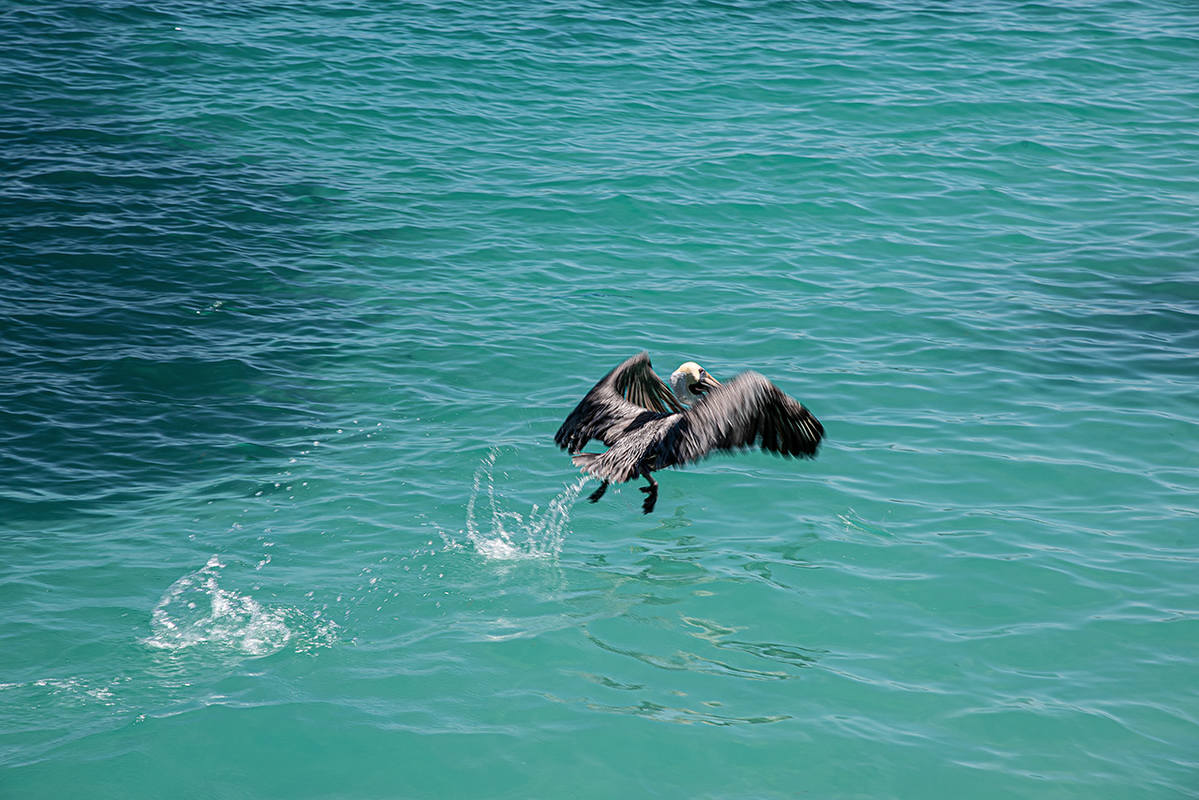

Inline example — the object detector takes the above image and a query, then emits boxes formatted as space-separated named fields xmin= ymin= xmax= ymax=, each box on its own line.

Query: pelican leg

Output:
xmin=639 ymin=474 xmax=659 ymax=514
xmin=587 ymin=481 xmax=609 ymax=504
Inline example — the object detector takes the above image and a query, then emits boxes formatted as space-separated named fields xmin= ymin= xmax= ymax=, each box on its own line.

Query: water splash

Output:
xmin=145 ymin=556 xmax=336 ymax=657
xmin=463 ymin=448 xmax=589 ymax=560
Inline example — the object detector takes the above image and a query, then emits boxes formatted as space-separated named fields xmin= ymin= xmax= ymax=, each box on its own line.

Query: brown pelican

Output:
xmin=555 ymin=352 xmax=824 ymax=513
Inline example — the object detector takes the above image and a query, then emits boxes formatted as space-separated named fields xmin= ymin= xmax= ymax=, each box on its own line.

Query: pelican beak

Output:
xmin=692 ymin=374 xmax=720 ymax=395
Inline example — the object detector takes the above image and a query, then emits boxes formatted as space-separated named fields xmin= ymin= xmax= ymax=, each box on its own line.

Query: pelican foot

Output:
xmin=640 ymin=485 xmax=658 ymax=514
xmin=588 ymin=482 xmax=609 ymax=504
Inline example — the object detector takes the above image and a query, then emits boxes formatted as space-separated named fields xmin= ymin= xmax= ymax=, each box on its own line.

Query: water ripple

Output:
xmin=1 ymin=0 xmax=1197 ymax=796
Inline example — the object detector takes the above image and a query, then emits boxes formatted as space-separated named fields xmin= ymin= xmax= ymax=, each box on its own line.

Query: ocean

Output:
xmin=1 ymin=1 xmax=1197 ymax=797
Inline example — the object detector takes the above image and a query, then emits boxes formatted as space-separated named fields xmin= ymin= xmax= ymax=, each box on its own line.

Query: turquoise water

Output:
xmin=3 ymin=0 xmax=1198 ymax=796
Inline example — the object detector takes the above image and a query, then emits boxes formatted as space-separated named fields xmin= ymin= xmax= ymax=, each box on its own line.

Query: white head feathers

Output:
xmin=670 ymin=361 xmax=708 ymax=406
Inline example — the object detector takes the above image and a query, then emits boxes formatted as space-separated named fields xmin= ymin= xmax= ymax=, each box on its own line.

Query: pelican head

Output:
xmin=669 ymin=361 xmax=721 ymax=405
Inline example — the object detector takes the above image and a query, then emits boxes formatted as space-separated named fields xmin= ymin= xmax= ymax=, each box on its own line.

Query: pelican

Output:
xmin=555 ymin=352 xmax=824 ymax=513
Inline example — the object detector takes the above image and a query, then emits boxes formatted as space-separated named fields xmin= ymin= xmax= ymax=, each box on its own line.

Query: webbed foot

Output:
xmin=640 ymin=485 xmax=658 ymax=514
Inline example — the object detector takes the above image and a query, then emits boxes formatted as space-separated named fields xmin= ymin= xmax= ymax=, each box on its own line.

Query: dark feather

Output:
xmin=554 ymin=352 xmax=681 ymax=454
xmin=654 ymin=372 xmax=823 ymax=469
xmin=557 ymin=356 xmax=824 ymax=489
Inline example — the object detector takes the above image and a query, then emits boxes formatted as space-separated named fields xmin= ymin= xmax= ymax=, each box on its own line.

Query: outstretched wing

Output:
xmin=652 ymin=371 xmax=823 ymax=468
xmin=555 ymin=352 xmax=683 ymax=453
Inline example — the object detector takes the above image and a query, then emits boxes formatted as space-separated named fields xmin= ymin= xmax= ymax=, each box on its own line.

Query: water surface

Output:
xmin=2 ymin=1 xmax=1197 ymax=797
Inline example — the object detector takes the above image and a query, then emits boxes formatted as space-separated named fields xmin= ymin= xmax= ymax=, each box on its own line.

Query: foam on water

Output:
xmin=145 ymin=555 xmax=336 ymax=657
xmin=460 ymin=448 xmax=589 ymax=561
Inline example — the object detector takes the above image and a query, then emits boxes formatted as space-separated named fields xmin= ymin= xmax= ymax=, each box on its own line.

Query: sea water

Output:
xmin=2 ymin=1 xmax=1197 ymax=797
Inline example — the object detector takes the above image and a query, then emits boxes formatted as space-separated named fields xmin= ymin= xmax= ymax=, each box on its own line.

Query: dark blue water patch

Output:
xmin=0 ymin=9 xmax=375 ymax=519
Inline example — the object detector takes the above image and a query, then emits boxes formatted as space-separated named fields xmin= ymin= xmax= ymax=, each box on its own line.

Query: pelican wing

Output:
xmin=653 ymin=371 xmax=823 ymax=468
xmin=555 ymin=352 xmax=682 ymax=453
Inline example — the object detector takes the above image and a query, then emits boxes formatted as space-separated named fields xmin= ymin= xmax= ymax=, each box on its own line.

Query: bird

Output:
xmin=555 ymin=352 xmax=824 ymax=513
